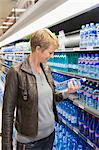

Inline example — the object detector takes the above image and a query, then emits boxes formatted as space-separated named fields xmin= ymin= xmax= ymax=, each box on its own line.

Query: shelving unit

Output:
xmin=68 ymin=95 xmax=99 ymax=119
xmin=50 ymin=45 xmax=99 ymax=149
xmin=52 ymin=69 xmax=99 ymax=83
xmin=56 ymin=47 xmax=99 ymax=53
xmin=58 ymin=114 xmax=98 ymax=150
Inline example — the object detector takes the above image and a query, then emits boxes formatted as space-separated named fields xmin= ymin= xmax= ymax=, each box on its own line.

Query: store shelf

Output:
xmin=0 ymin=51 xmax=30 ymax=54
xmin=1 ymin=63 xmax=10 ymax=69
xmin=68 ymin=95 xmax=99 ymax=119
xmin=52 ymin=70 xmax=99 ymax=83
xmin=55 ymin=47 xmax=99 ymax=53
xmin=0 ymin=57 xmax=18 ymax=63
xmin=59 ymin=114 xmax=98 ymax=150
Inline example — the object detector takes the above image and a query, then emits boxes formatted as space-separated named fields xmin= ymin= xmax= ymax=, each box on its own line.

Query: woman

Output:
xmin=2 ymin=28 xmax=79 ymax=150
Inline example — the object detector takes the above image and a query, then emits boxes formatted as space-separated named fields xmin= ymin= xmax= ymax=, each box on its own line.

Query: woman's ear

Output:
xmin=36 ymin=46 xmax=41 ymax=53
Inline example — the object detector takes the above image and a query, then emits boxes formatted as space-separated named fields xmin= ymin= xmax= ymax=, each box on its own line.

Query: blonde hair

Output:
xmin=30 ymin=28 xmax=59 ymax=52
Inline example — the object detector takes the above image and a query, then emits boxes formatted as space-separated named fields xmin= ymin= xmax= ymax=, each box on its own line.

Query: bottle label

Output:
xmin=71 ymin=116 xmax=77 ymax=124
xmin=89 ymin=129 xmax=94 ymax=133
xmin=95 ymin=133 xmax=99 ymax=138
xmin=84 ymin=125 xmax=89 ymax=129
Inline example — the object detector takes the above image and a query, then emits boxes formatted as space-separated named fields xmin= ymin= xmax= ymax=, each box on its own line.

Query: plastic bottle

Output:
xmin=95 ymin=121 xmax=99 ymax=147
xmin=85 ymin=24 xmax=90 ymax=48
xmin=78 ymin=110 xmax=85 ymax=133
xmin=86 ymin=82 xmax=94 ymax=108
xmin=83 ymin=113 xmax=90 ymax=137
xmin=95 ymin=53 xmax=99 ymax=78
xmin=92 ymin=84 xmax=99 ymax=110
xmin=58 ymin=30 xmax=66 ymax=50
xmin=71 ymin=105 xmax=78 ymax=126
xmin=78 ymin=54 xmax=83 ymax=75
xmin=96 ymin=23 xmax=99 ymax=47
xmin=89 ymin=116 xmax=96 ymax=142
xmin=80 ymin=25 xmax=85 ymax=49
xmin=86 ymin=53 xmax=91 ymax=76
xmin=89 ymin=23 xmax=97 ymax=47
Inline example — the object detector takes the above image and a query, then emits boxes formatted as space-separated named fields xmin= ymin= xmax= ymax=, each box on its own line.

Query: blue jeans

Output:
xmin=16 ymin=130 xmax=55 ymax=150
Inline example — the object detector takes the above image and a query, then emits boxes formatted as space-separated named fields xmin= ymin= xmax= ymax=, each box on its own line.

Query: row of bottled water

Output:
xmin=0 ymin=42 xmax=31 ymax=53
xmin=52 ymin=72 xmax=99 ymax=110
xmin=78 ymin=53 xmax=99 ymax=78
xmin=80 ymin=23 xmax=99 ymax=49
xmin=48 ymin=53 xmax=78 ymax=73
xmin=48 ymin=52 xmax=99 ymax=79
xmin=77 ymin=81 xmax=99 ymax=110
xmin=57 ymin=101 xmax=78 ymax=127
xmin=78 ymin=110 xmax=99 ymax=147
xmin=53 ymin=122 xmax=94 ymax=150
xmin=56 ymin=101 xmax=99 ymax=148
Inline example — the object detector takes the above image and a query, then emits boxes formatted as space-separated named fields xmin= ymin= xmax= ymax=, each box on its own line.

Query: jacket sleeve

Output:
xmin=48 ymin=68 xmax=68 ymax=102
xmin=2 ymin=67 xmax=18 ymax=150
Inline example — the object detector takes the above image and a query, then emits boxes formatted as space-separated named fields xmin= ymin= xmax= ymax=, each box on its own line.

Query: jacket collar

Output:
xmin=20 ymin=56 xmax=48 ymax=76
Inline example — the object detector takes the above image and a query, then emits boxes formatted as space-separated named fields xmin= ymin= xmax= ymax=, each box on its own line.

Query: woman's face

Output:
xmin=38 ymin=45 xmax=56 ymax=63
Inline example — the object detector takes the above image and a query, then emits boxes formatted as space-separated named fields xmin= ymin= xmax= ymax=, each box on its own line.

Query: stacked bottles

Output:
xmin=80 ymin=23 xmax=99 ymax=49
xmin=77 ymin=81 xmax=99 ymax=110
xmin=57 ymin=100 xmax=79 ymax=127
xmin=48 ymin=53 xmax=69 ymax=72
xmin=52 ymin=71 xmax=86 ymax=93
xmin=53 ymin=122 xmax=94 ymax=150
xmin=78 ymin=110 xmax=99 ymax=147
xmin=48 ymin=52 xmax=79 ymax=73
xmin=58 ymin=30 xmax=66 ymax=50
xmin=56 ymin=99 xmax=99 ymax=148
xmin=78 ymin=53 xmax=99 ymax=78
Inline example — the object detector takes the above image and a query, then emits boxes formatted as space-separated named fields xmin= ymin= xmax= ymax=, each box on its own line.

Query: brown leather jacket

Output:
xmin=2 ymin=56 xmax=63 ymax=150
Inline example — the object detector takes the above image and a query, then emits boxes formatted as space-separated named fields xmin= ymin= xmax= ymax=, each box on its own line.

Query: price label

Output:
xmin=62 ymin=118 xmax=66 ymax=125
xmin=87 ymin=139 xmax=94 ymax=147
xmin=79 ymin=104 xmax=84 ymax=109
xmin=73 ymin=128 xmax=78 ymax=135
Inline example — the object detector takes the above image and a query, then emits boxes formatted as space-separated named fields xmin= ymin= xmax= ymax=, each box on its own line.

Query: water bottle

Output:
xmin=95 ymin=121 xmax=99 ymax=147
xmin=58 ymin=30 xmax=66 ymax=50
xmin=86 ymin=53 xmax=91 ymax=76
xmin=68 ymin=78 xmax=86 ymax=91
xmin=96 ymin=23 xmax=99 ymax=47
xmin=80 ymin=25 xmax=85 ymax=49
xmin=92 ymin=84 xmax=99 ymax=110
xmin=86 ymin=83 xmax=94 ymax=108
xmin=78 ymin=110 xmax=85 ymax=133
xmin=71 ymin=105 xmax=78 ymax=126
xmin=83 ymin=113 xmax=90 ymax=137
xmin=95 ymin=53 xmax=99 ymax=78
xmin=89 ymin=23 xmax=97 ymax=47
xmin=85 ymin=24 xmax=90 ymax=48
xmin=78 ymin=54 xmax=83 ymax=75
xmin=89 ymin=116 xmax=96 ymax=142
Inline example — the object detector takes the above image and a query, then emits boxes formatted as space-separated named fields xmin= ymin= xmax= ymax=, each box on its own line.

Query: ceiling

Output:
xmin=0 ymin=0 xmax=17 ymax=35
xmin=0 ymin=0 xmax=35 ymax=36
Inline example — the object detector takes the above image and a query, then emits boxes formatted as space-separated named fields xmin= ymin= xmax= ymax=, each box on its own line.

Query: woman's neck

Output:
xmin=29 ymin=52 xmax=42 ymax=73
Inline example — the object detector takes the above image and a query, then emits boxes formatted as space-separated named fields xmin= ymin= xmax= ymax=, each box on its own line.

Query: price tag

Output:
xmin=87 ymin=139 xmax=94 ymax=147
xmin=73 ymin=128 xmax=78 ymax=135
xmin=62 ymin=118 xmax=66 ymax=125
xmin=79 ymin=104 xmax=84 ymax=109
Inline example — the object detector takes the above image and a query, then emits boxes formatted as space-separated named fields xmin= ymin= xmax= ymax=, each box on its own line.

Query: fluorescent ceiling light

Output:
xmin=0 ymin=0 xmax=99 ymax=47
xmin=3 ymin=22 xmax=13 ymax=25
xmin=7 ymin=16 xmax=19 ymax=19
xmin=0 ymin=26 xmax=9 ymax=29
xmin=11 ymin=8 xmax=26 ymax=13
